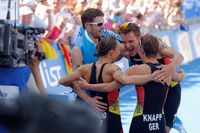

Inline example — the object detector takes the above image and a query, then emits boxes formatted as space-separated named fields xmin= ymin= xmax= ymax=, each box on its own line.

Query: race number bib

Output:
xmin=0 ymin=85 xmax=20 ymax=103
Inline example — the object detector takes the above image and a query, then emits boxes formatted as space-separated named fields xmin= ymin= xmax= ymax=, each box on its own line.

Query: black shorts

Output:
xmin=129 ymin=114 xmax=166 ymax=133
xmin=164 ymin=83 xmax=181 ymax=128
xmin=107 ymin=112 xmax=123 ymax=133
xmin=97 ymin=111 xmax=123 ymax=133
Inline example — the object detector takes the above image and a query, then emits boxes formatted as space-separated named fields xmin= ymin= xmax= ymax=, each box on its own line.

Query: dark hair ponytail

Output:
xmin=94 ymin=36 xmax=117 ymax=57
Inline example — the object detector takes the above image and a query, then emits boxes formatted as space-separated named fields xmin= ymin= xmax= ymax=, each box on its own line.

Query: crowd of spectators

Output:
xmin=19 ymin=0 xmax=186 ymax=48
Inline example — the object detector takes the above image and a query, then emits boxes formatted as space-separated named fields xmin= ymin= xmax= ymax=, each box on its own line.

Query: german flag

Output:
xmin=60 ymin=44 xmax=72 ymax=73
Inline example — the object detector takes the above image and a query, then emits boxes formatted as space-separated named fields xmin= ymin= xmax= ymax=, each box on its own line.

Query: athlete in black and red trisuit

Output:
xmin=89 ymin=62 xmax=123 ymax=133
xmin=119 ymin=22 xmax=184 ymax=133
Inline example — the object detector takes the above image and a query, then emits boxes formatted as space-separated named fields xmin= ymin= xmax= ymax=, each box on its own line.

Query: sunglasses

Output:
xmin=90 ymin=22 xmax=104 ymax=27
xmin=118 ymin=22 xmax=132 ymax=34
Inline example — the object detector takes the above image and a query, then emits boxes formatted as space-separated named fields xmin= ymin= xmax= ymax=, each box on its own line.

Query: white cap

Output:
xmin=20 ymin=6 xmax=33 ymax=16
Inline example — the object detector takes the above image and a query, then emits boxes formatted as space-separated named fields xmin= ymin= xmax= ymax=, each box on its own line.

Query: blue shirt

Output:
xmin=76 ymin=27 xmax=98 ymax=64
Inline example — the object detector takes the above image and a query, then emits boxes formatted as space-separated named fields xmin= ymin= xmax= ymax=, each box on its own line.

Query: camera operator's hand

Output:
xmin=32 ymin=41 xmax=46 ymax=61
xmin=29 ymin=57 xmax=40 ymax=67
xmin=28 ymin=41 xmax=46 ymax=95
xmin=29 ymin=56 xmax=46 ymax=95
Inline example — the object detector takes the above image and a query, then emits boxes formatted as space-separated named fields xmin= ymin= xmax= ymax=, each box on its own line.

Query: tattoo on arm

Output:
xmin=117 ymin=68 xmax=123 ymax=75
xmin=117 ymin=68 xmax=123 ymax=77
xmin=73 ymin=64 xmax=81 ymax=71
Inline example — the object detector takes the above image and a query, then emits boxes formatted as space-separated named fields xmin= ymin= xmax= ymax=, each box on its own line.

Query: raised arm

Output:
xmin=159 ymin=43 xmax=184 ymax=68
xmin=156 ymin=38 xmax=184 ymax=82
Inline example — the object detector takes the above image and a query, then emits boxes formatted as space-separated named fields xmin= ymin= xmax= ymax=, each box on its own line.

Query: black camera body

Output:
xmin=0 ymin=19 xmax=45 ymax=66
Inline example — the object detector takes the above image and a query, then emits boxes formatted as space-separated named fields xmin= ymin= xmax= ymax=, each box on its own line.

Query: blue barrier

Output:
xmin=154 ymin=23 xmax=200 ymax=63
xmin=188 ymin=24 xmax=200 ymax=58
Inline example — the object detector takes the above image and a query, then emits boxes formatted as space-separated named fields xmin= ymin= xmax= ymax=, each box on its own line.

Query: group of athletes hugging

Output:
xmin=59 ymin=8 xmax=185 ymax=133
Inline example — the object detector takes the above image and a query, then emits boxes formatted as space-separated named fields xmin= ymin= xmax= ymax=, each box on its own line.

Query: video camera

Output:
xmin=0 ymin=19 xmax=45 ymax=66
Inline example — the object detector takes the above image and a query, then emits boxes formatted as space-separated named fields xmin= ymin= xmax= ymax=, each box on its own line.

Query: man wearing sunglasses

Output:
xmin=118 ymin=22 xmax=184 ymax=133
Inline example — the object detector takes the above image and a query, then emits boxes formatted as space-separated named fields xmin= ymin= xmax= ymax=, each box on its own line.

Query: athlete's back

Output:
xmin=129 ymin=62 xmax=168 ymax=133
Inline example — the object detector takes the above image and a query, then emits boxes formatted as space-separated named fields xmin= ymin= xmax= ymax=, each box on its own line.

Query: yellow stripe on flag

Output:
xmin=40 ymin=38 xmax=58 ymax=60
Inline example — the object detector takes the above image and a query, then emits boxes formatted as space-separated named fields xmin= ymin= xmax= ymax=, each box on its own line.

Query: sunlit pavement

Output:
xmin=120 ymin=58 xmax=200 ymax=133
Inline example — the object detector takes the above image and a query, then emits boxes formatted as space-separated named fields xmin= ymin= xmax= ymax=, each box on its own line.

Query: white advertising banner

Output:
xmin=177 ymin=32 xmax=193 ymax=63
xmin=192 ymin=28 xmax=200 ymax=58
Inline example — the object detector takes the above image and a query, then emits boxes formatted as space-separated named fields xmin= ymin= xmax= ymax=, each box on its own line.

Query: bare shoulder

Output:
xmin=104 ymin=64 xmax=120 ymax=74
xmin=81 ymin=64 xmax=92 ymax=71
xmin=79 ymin=64 xmax=92 ymax=80
xmin=110 ymin=64 xmax=121 ymax=72
xmin=111 ymin=64 xmax=120 ymax=69
xmin=71 ymin=46 xmax=81 ymax=56
xmin=125 ymin=64 xmax=151 ymax=75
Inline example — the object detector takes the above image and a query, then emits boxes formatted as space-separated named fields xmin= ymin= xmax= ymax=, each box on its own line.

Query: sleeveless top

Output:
xmin=129 ymin=62 xmax=168 ymax=133
xmin=89 ymin=63 xmax=123 ymax=133
xmin=133 ymin=62 xmax=169 ymax=117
